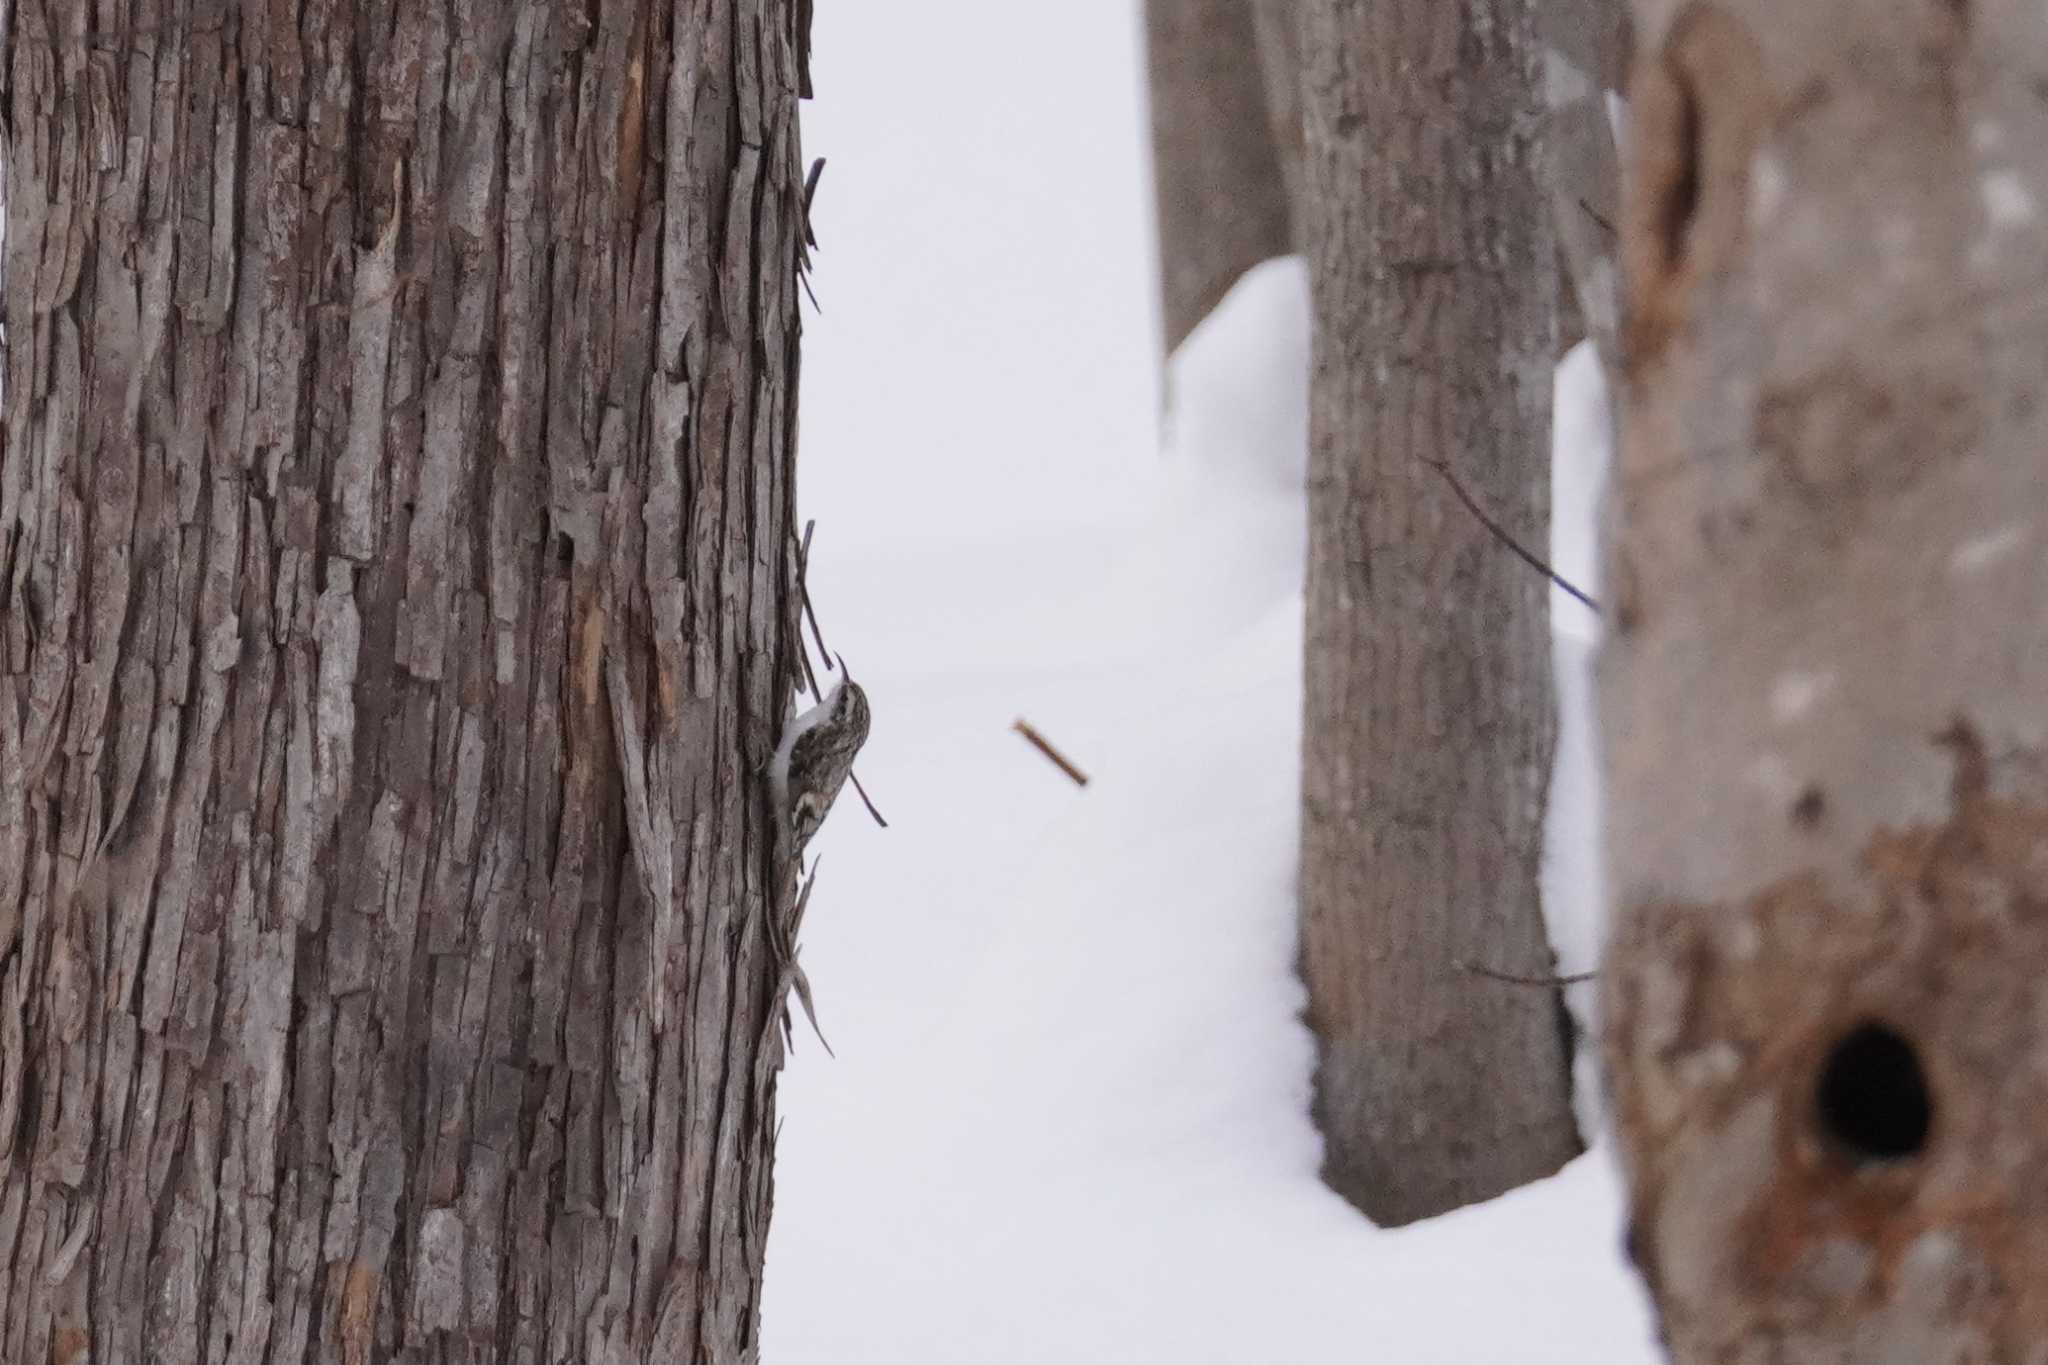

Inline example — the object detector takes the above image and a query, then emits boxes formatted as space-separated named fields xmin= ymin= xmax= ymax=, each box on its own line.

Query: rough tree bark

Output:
xmin=1145 ymin=0 xmax=1296 ymax=354
xmin=1603 ymin=1 xmax=2048 ymax=1357
xmin=1298 ymin=0 xmax=1582 ymax=1226
xmin=0 ymin=2 xmax=811 ymax=1360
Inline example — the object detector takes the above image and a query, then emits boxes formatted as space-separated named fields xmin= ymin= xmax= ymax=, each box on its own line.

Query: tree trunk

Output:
xmin=0 ymin=3 xmax=810 ymax=1361
xmin=1248 ymin=0 xmax=1306 ymax=246
xmin=1603 ymin=2 xmax=2048 ymax=1358
xmin=1544 ymin=0 xmax=1632 ymax=96
xmin=1145 ymin=0 xmax=1297 ymax=354
xmin=1540 ymin=0 xmax=1629 ymax=374
xmin=1298 ymin=0 xmax=1582 ymax=1227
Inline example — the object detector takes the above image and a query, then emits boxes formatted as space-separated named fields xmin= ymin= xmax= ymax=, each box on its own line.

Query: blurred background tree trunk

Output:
xmin=1604 ymin=2 xmax=2048 ymax=1356
xmin=0 ymin=2 xmax=809 ymax=1359
xmin=1146 ymin=0 xmax=1625 ymax=367
xmin=1248 ymin=0 xmax=1307 ymax=244
xmin=1296 ymin=0 xmax=1582 ymax=1226
xmin=1540 ymin=0 xmax=1629 ymax=376
xmin=1145 ymin=0 xmax=1297 ymax=354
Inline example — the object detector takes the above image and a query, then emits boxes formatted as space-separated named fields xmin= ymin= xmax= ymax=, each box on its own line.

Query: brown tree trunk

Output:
xmin=1298 ymin=0 xmax=1582 ymax=1227
xmin=1603 ymin=1 xmax=2048 ymax=1358
xmin=1146 ymin=0 xmax=1297 ymax=354
xmin=0 ymin=2 xmax=810 ymax=1361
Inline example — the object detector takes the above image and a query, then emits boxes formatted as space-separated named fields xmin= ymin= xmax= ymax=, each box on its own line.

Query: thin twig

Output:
xmin=1576 ymin=195 xmax=1617 ymax=239
xmin=1458 ymin=959 xmax=1598 ymax=988
xmin=848 ymin=771 xmax=889 ymax=829
xmin=1423 ymin=457 xmax=1602 ymax=614
xmin=1013 ymin=720 xmax=1090 ymax=787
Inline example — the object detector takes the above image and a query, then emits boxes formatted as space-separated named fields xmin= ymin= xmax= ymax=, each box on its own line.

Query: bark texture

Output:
xmin=0 ymin=2 xmax=811 ymax=1360
xmin=1603 ymin=1 xmax=2048 ymax=1357
xmin=1299 ymin=0 xmax=1582 ymax=1227
xmin=1146 ymin=0 xmax=1296 ymax=354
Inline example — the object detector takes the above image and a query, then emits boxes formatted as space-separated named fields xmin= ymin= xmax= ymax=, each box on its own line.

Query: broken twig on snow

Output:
xmin=1013 ymin=720 xmax=1090 ymax=788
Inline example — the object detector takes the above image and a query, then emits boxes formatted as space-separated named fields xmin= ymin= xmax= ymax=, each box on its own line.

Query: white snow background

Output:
xmin=762 ymin=4 xmax=1660 ymax=1361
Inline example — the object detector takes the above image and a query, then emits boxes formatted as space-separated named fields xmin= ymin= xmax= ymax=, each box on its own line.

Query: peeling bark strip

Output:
xmin=1603 ymin=0 xmax=2048 ymax=1356
xmin=0 ymin=2 xmax=812 ymax=1361
xmin=1298 ymin=0 xmax=1582 ymax=1227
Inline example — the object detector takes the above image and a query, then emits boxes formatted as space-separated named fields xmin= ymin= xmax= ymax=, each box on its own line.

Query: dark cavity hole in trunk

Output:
xmin=1815 ymin=1022 xmax=1932 ymax=1163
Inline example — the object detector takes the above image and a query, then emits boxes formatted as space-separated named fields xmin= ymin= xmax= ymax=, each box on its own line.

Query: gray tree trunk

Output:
xmin=1248 ymin=0 xmax=1306 ymax=243
xmin=1540 ymin=0 xmax=1629 ymax=374
xmin=1155 ymin=0 xmax=1622 ymax=367
xmin=1603 ymin=1 xmax=2048 ymax=1357
xmin=1146 ymin=0 xmax=1297 ymax=354
xmin=0 ymin=2 xmax=810 ymax=1361
xmin=1298 ymin=0 xmax=1582 ymax=1226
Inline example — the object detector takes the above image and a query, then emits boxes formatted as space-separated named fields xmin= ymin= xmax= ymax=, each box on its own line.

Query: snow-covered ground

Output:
xmin=762 ymin=5 xmax=1658 ymax=1361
